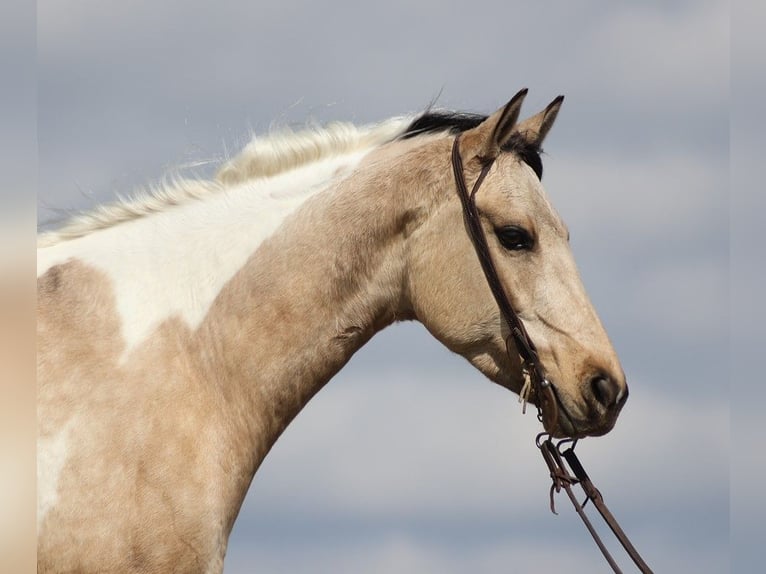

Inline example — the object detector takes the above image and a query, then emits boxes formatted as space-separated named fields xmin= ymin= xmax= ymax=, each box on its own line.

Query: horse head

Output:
xmin=405 ymin=90 xmax=627 ymax=437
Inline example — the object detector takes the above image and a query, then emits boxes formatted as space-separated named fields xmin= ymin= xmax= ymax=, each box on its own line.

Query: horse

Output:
xmin=37 ymin=89 xmax=627 ymax=573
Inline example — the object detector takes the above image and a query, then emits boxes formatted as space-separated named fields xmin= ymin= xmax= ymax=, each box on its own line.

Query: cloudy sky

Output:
xmin=36 ymin=1 xmax=736 ymax=572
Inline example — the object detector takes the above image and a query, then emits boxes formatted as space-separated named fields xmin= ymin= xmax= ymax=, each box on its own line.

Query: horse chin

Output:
xmin=549 ymin=410 xmax=618 ymax=439
xmin=538 ymin=405 xmax=578 ymax=438
xmin=546 ymin=418 xmax=578 ymax=439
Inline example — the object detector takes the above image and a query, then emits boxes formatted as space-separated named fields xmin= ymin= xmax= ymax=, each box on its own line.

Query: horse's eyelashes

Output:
xmin=495 ymin=225 xmax=534 ymax=251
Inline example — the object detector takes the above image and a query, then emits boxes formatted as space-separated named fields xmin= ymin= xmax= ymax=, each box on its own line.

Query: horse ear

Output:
xmin=486 ymin=88 xmax=529 ymax=154
xmin=512 ymin=95 xmax=564 ymax=148
xmin=462 ymin=88 xmax=528 ymax=160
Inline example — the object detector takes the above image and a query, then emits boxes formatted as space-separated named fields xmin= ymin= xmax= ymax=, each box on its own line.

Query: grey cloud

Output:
xmin=225 ymin=526 xmax=727 ymax=574
xmin=228 ymin=370 xmax=728 ymax=572
xmin=243 ymin=373 xmax=726 ymax=522
xmin=548 ymin=154 xmax=725 ymax=244
xmin=38 ymin=1 xmax=726 ymax=214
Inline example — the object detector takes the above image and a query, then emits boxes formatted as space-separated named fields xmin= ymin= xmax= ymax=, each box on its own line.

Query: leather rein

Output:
xmin=451 ymin=135 xmax=653 ymax=573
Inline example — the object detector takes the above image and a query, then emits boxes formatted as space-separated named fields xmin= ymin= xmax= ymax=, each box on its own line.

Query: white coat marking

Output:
xmin=37 ymin=151 xmax=372 ymax=358
xmin=37 ymin=420 xmax=75 ymax=529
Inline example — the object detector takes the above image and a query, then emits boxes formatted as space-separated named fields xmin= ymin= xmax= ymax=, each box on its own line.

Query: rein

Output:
xmin=450 ymin=135 xmax=653 ymax=573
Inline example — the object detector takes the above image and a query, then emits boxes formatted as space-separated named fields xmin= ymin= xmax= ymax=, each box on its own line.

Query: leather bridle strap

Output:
xmin=451 ymin=135 xmax=653 ymax=573
xmin=539 ymin=436 xmax=655 ymax=573
xmin=450 ymin=135 xmax=559 ymax=431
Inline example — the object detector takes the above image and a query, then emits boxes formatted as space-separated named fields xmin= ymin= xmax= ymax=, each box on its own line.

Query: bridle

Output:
xmin=451 ymin=135 xmax=653 ymax=573
xmin=450 ymin=134 xmax=564 ymax=433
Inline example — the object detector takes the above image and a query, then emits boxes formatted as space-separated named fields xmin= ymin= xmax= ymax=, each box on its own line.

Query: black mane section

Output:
xmin=400 ymin=110 xmax=544 ymax=180
xmin=401 ymin=111 xmax=487 ymax=139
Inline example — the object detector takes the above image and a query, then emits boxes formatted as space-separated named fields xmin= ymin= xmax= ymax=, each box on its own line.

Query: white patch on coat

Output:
xmin=37 ymin=420 xmax=75 ymax=529
xmin=37 ymin=149 xmax=375 ymax=357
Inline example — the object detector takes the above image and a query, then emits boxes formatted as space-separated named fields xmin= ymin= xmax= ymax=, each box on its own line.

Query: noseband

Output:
xmin=450 ymin=134 xmax=653 ymax=573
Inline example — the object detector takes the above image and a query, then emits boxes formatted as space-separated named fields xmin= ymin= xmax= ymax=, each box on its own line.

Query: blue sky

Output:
xmin=36 ymin=1 xmax=734 ymax=572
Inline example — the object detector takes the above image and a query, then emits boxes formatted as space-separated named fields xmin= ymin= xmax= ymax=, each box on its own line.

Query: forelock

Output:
xmin=500 ymin=133 xmax=543 ymax=180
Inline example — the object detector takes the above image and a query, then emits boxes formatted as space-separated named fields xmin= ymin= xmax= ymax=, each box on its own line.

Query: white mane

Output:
xmin=215 ymin=117 xmax=409 ymax=185
xmin=38 ymin=117 xmax=412 ymax=248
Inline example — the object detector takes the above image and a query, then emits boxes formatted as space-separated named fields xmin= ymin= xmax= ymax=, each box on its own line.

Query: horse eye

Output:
xmin=495 ymin=225 xmax=533 ymax=251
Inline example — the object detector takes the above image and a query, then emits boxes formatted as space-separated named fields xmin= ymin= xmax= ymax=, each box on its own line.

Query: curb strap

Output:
xmin=538 ymin=435 xmax=654 ymax=573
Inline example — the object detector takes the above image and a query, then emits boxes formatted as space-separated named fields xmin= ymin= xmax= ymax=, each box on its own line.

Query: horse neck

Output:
xmin=197 ymin=136 xmax=450 ymax=483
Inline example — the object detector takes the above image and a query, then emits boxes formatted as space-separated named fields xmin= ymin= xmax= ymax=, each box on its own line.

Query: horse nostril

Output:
xmin=590 ymin=375 xmax=620 ymax=409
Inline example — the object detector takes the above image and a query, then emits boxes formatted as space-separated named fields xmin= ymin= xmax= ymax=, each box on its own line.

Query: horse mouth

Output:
xmin=541 ymin=391 xmax=621 ymax=439
xmin=499 ymin=368 xmax=623 ymax=438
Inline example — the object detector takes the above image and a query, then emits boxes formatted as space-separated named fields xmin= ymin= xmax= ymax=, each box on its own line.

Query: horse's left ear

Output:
xmin=461 ymin=88 xmax=528 ymax=160
xmin=512 ymin=95 xmax=564 ymax=148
